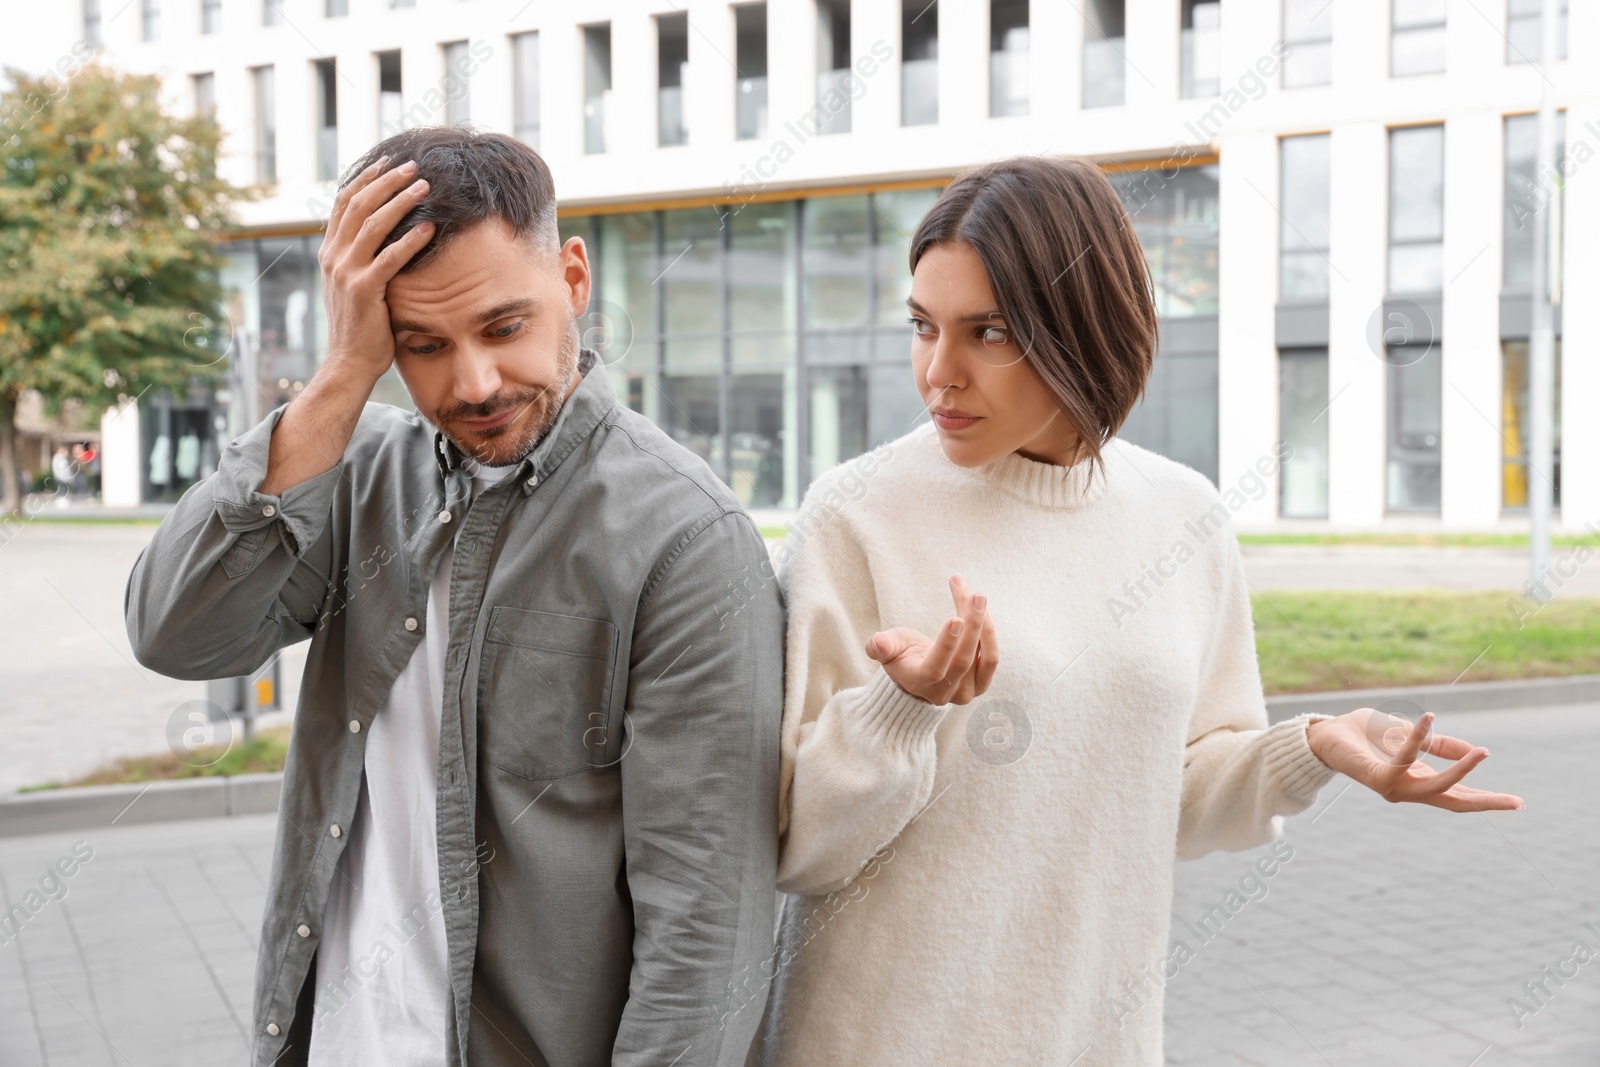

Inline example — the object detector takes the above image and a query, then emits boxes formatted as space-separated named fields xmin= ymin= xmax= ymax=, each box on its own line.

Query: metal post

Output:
xmin=1527 ymin=0 xmax=1561 ymax=593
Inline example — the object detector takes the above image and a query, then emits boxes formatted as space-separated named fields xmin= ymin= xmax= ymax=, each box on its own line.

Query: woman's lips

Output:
xmin=456 ymin=406 xmax=521 ymax=431
xmin=933 ymin=411 xmax=981 ymax=431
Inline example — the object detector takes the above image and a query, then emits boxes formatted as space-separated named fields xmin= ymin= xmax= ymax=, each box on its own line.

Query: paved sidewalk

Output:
xmin=2 ymin=701 xmax=1594 ymax=1065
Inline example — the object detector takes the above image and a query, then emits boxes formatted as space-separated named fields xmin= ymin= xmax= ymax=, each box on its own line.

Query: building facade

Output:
xmin=37 ymin=0 xmax=1599 ymax=527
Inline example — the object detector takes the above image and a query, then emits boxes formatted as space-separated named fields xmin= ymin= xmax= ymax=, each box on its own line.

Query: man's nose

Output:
xmin=453 ymin=345 xmax=504 ymax=407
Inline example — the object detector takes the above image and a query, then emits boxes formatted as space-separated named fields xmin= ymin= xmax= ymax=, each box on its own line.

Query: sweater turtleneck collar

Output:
xmin=964 ymin=438 xmax=1112 ymax=511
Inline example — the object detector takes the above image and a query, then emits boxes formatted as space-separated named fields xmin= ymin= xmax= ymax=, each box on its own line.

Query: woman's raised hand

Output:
xmin=866 ymin=575 xmax=1000 ymax=706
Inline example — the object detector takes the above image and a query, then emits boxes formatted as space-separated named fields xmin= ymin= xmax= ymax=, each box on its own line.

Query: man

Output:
xmin=126 ymin=128 xmax=784 ymax=1067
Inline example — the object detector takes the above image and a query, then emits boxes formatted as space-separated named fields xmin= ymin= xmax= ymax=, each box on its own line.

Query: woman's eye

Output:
xmin=980 ymin=326 xmax=1008 ymax=346
xmin=908 ymin=316 xmax=933 ymax=336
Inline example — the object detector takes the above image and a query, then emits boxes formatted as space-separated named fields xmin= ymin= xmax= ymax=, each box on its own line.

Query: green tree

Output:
xmin=0 ymin=62 xmax=245 ymax=515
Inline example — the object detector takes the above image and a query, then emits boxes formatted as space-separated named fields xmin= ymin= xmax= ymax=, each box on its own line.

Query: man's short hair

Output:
xmin=342 ymin=127 xmax=559 ymax=273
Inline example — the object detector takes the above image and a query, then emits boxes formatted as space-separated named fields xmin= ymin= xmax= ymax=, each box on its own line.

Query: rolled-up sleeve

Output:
xmin=124 ymin=404 xmax=341 ymax=681
xmin=612 ymin=510 xmax=784 ymax=1067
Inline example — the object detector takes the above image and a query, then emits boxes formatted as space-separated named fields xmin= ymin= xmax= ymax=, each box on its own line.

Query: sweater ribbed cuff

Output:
xmin=1258 ymin=713 xmax=1339 ymax=808
xmin=851 ymin=669 xmax=949 ymax=752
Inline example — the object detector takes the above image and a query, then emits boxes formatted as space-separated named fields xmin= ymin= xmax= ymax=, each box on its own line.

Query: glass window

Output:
xmin=1503 ymin=112 xmax=1566 ymax=292
xmin=513 ymin=32 xmax=540 ymax=149
xmin=1283 ymin=0 xmax=1331 ymax=87
xmin=256 ymin=236 xmax=323 ymax=413
xmin=736 ymin=4 xmax=769 ymax=141
xmin=658 ymin=13 xmax=689 ymax=147
xmin=142 ymin=0 xmax=160 ymax=40
xmin=84 ymin=0 xmax=102 ymax=48
xmin=378 ymin=51 xmax=403 ymax=136
xmin=1279 ymin=348 xmax=1329 ymax=517
xmin=662 ymin=375 xmax=721 ymax=474
xmin=874 ymin=188 xmax=940 ymax=323
xmin=730 ymin=373 xmax=789 ymax=507
xmin=326 ymin=0 xmax=348 ymax=15
xmin=1386 ymin=349 xmax=1441 ymax=512
xmin=1280 ymin=134 xmax=1331 ymax=300
xmin=584 ymin=24 xmax=612 ymax=154
xmin=1180 ymin=0 xmax=1220 ymax=98
xmin=597 ymin=212 xmax=659 ymax=352
xmin=1507 ymin=0 xmax=1568 ymax=64
xmin=1388 ymin=124 xmax=1444 ymax=294
xmin=816 ymin=0 xmax=852 ymax=134
xmin=253 ymin=66 xmax=276 ymax=185
xmin=263 ymin=0 xmax=279 ymax=27
xmin=731 ymin=202 xmax=796 ymax=334
xmin=192 ymin=72 xmax=215 ymax=119
xmin=1110 ymin=164 xmax=1220 ymax=317
xmin=201 ymin=0 xmax=221 ymax=34
xmin=1083 ymin=0 xmax=1126 ymax=108
xmin=803 ymin=196 xmax=872 ymax=329
xmin=443 ymin=42 xmax=471 ymax=127
xmin=392 ymin=0 xmax=414 ymax=7
xmin=1392 ymin=0 xmax=1446 ymax=77
xmin=1119 ymin=349 xmax=1220 ymax=483
xmin=902 ymin=0 xmax=938 ymax=126
xmin=808 ymin=364 xmax=925 ymax=481
xmin=661 ymin=208 xmax=724 ymax=364
xmin=1500 ymin=339 xmax=1562 ymax=509
xmin=989 ymin=0 xmax=1028 ymax=117
xmin=315 ymin=61 xmax=338 ymax=182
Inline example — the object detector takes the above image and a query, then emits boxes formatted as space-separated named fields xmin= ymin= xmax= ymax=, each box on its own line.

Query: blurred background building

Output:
xmin=23 ymin=0 xmax=1597 ymax=529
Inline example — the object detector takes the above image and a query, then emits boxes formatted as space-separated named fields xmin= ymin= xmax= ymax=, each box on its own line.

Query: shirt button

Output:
xmin=297 ymin=924 xmax=311 ymax=938
xmin=439 ymin=509 xmax=452 ymax=523
xmin=262 ymin=504 xmax=276 ymax=518
xmin=404 ymin=617 xmax=419 ymax=632
xmin=266 ymin=1022 xmax=281 ymax=1037
xmin=330 ymin=824 xmax=342 ymax=838
xmin=527 ymin=475 xmax=539 ymax=488
xmin=348 ymin=719 xmax=361 ymax=733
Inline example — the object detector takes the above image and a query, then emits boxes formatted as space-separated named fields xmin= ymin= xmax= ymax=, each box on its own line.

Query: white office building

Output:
xmin=26 ymin=0 xmax=1599 ymax=529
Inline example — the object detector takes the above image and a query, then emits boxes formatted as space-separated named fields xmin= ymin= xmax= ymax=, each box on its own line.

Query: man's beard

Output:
xmin=436 ymin=314 xmax=581 ymax=468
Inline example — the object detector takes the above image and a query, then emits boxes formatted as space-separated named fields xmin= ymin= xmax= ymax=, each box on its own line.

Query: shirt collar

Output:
xmin=431 ymin=347 xmax=611 ymax=492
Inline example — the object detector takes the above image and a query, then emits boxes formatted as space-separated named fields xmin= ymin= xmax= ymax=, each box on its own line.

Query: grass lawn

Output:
xmin=1252 ymin=590 xmax=1600 ymax=694
xmin=1238 ymin=532 xmax=1599 ymax=548
xmin=20 ymin=726 xmax=291 ymax=793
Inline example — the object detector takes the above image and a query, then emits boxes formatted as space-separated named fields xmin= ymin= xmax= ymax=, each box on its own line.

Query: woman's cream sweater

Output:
xmin=745 ymin=422 xmax=1337 ymax=1066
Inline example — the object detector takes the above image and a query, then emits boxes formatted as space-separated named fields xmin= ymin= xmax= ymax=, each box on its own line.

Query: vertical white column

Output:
xmin=1031 ymin=0 xmax=1076 ymax=114
xmin=1440 ymin=112 xmax=1503 ymax=527
xmin=1326 ymin=122 xmax=1388 ymax=525
xmin=1560 ymin=97 xmax=1600 ymax=529
xmin=686 ymin=0 xmax=735 ymax=148
xmin=938 ymin=0 xmax=986 ymax=128
xmin=1125 ymin=0 xmax=1179 ymax=109
xmin=1216 ymin=130 xmax=1282 ymax=521
xmin=543 ymin=18 xmax=581 ymax=173
xmin=766 ymin=0 xmax=814 ymax=140
xmin=610 ymin=9 xmax=653 ymax=159
xmin=853 ymin=0 xmax=899 ymax=136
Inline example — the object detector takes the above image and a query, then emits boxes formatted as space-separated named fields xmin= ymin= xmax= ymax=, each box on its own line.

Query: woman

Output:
xmin=748 ymin=156 xmax=1522 ymax=1065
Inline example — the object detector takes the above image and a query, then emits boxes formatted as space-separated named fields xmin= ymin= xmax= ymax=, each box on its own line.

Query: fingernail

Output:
xmin=373 ymin=154 xmax=389 ymax=169
xmin=950 ymin=620 xmax=965 ymax=635
xmin=974 ymin=594 xmax=988 ymax=612
xmin=411 ymin=179 xmax=429 ymax=194
xmin=399 ymin=159 xmax=418 ymax=173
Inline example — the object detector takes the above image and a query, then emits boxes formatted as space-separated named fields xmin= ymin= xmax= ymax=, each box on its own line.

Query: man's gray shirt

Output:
xmin=125 ymin=350 xmax=784 ymax=1066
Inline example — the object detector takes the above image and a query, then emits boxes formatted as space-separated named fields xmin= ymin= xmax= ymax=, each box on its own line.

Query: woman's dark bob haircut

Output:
xmin=909 ymin=155 xmax=1158 ymax=477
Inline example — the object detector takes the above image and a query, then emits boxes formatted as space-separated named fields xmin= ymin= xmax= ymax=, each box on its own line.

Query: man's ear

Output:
xmin=559 ymin=236 xmax=591 ymax=317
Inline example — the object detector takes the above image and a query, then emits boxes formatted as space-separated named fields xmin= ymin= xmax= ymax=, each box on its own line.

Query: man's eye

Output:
xmin=406 ymin=342 xmax=442 ymax=356
xmin=492 ymin=322 xmax=523 ymax=339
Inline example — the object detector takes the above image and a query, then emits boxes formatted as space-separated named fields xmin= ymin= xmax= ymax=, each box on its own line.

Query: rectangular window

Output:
xmin=378 ymin=51 xmax=403 ymax=135
xmin=200 ymin=0 xmax=220 ymax=34
xmin=1392 ymin=0 xmax=1446 ymax=76
xmin=1280 ymin=134 xmax=1331 ymax=299
xmin=989 ymin=0 xmax=1028 ymax=117
xmin=1282 ymin=0 xmax=1331 ymax=87
xmin=1280 ymin=348 xmax=1330 ymax=518
xmin=1180 ymin=0 xmax=1220 ymax=98
xmin=513 ymin=32 xmax=540 ymax=149
xmin=735 ymin=3 xmax=768 ymax=141
xmin=816 ymin=0 xmax=851 ymax=134
xmin=315 ymin=60 xmax=338 ymax=181
xmin=1388 ymin=124 xmax=1445 ymax=294
xmin=263 ymin=0 xmax=280 ymax=27
xmin=84 ymin=0 xmax=102 ymax=48
xmin=392 ymin=0 xmax=414 ymax=8
xmin=192 ymin=72 xmax=215 ymax=118
xmin=1507 ymin=0 xmax=1568 ymax=64
xmin=1503 ymin=112 xmax=1567 ymax=292
xmin=141 ymin=0 xmax=159 ymax=40
xmin=253 ymin=65 xmax=277 ymax=185
xmin=658 ymin=13 xmax=689 ymax=147
xmin=1386 ymin=348 xmax=1442 ymax=512
xmin=1083 ymin=0 xmax=1126 ymax=108
xmin=1501 ymin=339 xmax=1562 ymax=509
xmin=1109 ymin=163 xmax=1221 ymax=317
xmin=326 ymin=0 xmax=348 ymax=16
xmin=443 ymin=41 xmax=471 ymax=126
xmin=902 ymin=0 xmax=938 ymax=126
xmin=584 ymin=25 xmax=612 ymax=154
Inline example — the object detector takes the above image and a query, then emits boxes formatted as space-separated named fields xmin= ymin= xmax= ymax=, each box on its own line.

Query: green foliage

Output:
xmin=0 ymin=61 xmax=247 ymax=508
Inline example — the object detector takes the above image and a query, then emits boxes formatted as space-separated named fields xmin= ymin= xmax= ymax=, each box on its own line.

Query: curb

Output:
xmin=1266 ymin=673 xmax=1600 ymax=722
xmin=0 ymin=773 xmax=281 ymax=840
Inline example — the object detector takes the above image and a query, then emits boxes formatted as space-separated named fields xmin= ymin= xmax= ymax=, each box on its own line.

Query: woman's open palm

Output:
xmin=1306 ymin=709 xmax=1525 ymax=812
xmin=866 ymin=574 xmax=1000 ymax=706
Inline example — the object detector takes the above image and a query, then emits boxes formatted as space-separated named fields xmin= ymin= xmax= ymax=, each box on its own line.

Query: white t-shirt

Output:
xmin=308 ymin=458 xmax=518 ymax=1065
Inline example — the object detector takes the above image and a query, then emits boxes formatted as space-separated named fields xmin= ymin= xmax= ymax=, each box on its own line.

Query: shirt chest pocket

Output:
xmin=478 ymin=607 xmax=622 ymax=780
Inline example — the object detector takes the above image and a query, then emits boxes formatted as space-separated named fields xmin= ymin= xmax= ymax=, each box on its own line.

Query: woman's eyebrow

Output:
xmin=905 ymin=297 xmax=1005 ymax=324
